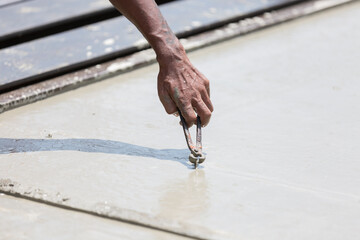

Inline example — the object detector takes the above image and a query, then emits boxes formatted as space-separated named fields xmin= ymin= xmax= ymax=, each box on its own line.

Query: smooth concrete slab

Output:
xmin=1 ymin=2 xmax=360 ymax=240
xmin=0 ymin=194 xmax=191 ymax=240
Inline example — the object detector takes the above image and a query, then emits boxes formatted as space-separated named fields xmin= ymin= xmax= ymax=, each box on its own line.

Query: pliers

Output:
xmin=179 ymin=110 xmax=206 ymax=169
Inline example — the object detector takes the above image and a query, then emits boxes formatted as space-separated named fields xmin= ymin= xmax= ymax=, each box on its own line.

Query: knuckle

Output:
xmin=206 ymin=99 xmax=214 ymax=112
xmin=200 ymin=87 xmax=209 ymax=97
xmin=200 ymin=111 xmax=211 ymax=122
xmin=192 ymin=96 xmax=202 ymax=105
xmin=163 ymin=80 xmax=173 ymax=90
xmin=185 ymin=112 xmax=196 ymax=122
xmin=184 ymin=112 xmax=196 ymax=123
xmin=204 ymin=110 xmax=212 ymax=118
xmin=203 ymin=78 xmax=210 ymax=87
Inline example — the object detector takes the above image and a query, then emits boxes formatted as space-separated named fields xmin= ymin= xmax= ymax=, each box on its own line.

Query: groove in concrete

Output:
xmin=0 ymin=189 xmax=211 ymax=240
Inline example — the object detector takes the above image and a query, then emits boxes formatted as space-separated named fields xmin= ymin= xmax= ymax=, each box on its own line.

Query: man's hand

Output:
xmin=109 ymin=0 xmax=213 ymax=126
xmin=157 ymin=44 xmax=213 ymax=127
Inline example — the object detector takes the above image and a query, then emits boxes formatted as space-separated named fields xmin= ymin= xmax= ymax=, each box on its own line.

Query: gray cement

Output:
xmin=1 ymin=2 xmax=360 ymax=239
xmin=0 ymin=194 xmax=191 ymax=240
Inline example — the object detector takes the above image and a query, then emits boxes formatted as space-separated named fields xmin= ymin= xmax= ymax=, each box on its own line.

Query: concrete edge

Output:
xmin=0 ymin=0 xmax=354 ymax=115
xmin=0 ymin=183 xmax=227 ymax=240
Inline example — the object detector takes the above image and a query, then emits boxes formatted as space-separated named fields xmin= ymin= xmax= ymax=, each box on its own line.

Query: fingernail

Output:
xmin=173 ymin=112 xmax=179 ymax=117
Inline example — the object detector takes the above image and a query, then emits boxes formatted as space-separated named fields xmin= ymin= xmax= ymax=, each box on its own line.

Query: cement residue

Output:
xmin=92 ymin=200 xmax=225 ymax=240
xmin=0 ymin=178 xmax=18 ymax=190
xmin=0 ymin=178 xmax=70 ymax=204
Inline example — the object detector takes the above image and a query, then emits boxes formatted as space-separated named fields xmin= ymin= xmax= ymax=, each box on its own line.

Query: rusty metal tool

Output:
xmin=178 ymin=110 xmax=206 ymax=169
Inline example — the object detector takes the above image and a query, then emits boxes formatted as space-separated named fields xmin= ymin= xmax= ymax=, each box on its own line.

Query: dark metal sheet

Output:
xmin=0 ymin=0 xmax=25 ymax=8
xmin=0 ymin=0 xmax=300 ymax=92
xmin=0 ymin=0 xmax=113 ymax=38
xmin=0 ymin=0 xmax=173 ymax=48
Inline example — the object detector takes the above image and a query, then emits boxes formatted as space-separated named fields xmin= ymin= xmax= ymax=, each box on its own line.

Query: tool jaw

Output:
xmin=189 ymin=151 xmax=206 ymax=164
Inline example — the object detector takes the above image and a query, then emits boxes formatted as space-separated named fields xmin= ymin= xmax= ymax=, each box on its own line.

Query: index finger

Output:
xmin=178 ymin=104 xmax=197 ymax=128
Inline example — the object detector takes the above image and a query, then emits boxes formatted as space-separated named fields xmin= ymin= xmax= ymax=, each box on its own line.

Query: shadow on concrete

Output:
xmin=0 ymin=138 xmax=191 ymax=167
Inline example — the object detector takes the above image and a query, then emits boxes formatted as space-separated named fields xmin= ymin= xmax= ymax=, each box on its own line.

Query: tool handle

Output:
xmin=178 ymin=109 xmax=202 ymax=156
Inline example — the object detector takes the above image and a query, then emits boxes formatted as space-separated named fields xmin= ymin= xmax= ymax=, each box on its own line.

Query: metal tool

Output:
xmin=178 ymin=110 xmax=206 ymax=169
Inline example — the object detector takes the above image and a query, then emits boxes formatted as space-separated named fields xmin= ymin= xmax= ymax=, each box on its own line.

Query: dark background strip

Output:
xmin=0 ymin=0 xmax=174 ymax=49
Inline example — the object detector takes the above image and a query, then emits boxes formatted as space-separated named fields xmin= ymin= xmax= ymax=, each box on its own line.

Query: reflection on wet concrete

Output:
xmin=158 ymin=170 xmax=209 ymax=220
xmin=0 ymin=138 xmax=189 ymax=165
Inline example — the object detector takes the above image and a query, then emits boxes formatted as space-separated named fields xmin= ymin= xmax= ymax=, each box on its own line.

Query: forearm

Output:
xmin=109 ymin=0 xmax=213 ymax=127
xmin=109 ymin=0 xmax=184 ymax=66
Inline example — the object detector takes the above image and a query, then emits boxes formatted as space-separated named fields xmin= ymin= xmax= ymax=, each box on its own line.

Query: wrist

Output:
xmin=153 ymin=38 xmax=187 ymax=67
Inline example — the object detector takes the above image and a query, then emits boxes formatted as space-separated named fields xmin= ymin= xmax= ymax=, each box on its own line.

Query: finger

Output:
xmin=200 ymin=87 xmax=214 ymax=112
xmin=179 ymin=104 xmax=197 ymax=128
xmin=195 ymin=69 xmax=210 ymax=95
xmin=193 ymin=100 xmax=212 ymax=127
xmin=159 ymin=93 xmax=177 ymax=115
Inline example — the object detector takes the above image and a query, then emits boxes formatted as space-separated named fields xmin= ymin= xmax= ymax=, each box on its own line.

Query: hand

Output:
xmin=108 ymin=0 xmax=213 ymax=126
xmin=157 ymin=49 xmax=213 ymax=127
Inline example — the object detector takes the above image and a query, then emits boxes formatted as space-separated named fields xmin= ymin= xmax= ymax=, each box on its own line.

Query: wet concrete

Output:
xmin=0 ymin=194 xmax=191 ymax=240
xmin=1 ymin=2 xmax=360 ymax=239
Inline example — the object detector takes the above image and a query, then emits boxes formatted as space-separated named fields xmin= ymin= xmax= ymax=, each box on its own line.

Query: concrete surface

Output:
xmin=1 ymin=2 xmax=360 ymax=239
xmin=0 ymin=194 xmax=190 ymax=240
